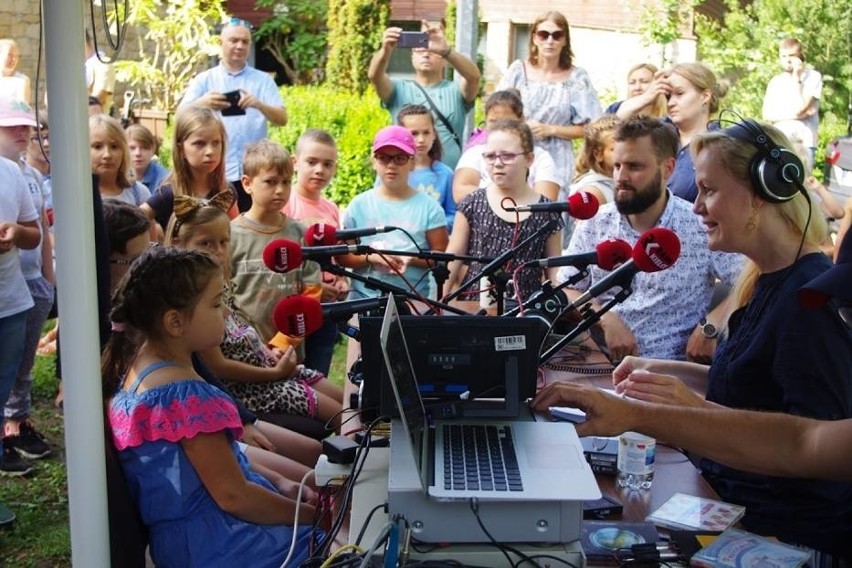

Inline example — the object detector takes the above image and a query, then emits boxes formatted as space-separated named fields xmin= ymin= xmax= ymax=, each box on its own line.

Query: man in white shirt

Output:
xmin=762 ymin=38 xmax=822 ymax=168
xmin=559 ymin=117 xmax=742 ymax=363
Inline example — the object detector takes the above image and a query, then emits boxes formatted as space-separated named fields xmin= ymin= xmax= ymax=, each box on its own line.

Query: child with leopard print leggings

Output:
xmin=165 ymin=192 xmax=344 ymax=430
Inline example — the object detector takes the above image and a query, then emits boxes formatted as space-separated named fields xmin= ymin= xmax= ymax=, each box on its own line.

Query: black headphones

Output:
xmin=721 ymin=118 xmax=806 ymax=203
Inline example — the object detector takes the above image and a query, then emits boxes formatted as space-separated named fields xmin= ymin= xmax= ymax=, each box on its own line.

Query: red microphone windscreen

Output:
xmin=595 ymin=239 xmax=633 ymax=270
xmin=632 ymin=228 xmax=681 ymax=272
xmin=272 ymin=295 xmax=323 ymax=337
xmin=262 ymin=239 xmax=303 ymax=273
xmin=304 ymin=223 xmax=337 ymax=247
xmin=567 ymin=191 xmax=600 ymax=220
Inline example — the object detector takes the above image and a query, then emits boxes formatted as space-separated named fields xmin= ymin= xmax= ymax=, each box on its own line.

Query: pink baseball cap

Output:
xmin=372 ymin=125 xmax=415 ymax=155
xmin=0 ymin=98 xmax=38 ymax=128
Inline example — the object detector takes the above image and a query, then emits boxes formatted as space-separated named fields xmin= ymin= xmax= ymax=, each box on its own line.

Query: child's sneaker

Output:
xmin=0 ymin=445 xmax=34 ymax=476
xmin=6 ymin=421 xmax=51 ymax=459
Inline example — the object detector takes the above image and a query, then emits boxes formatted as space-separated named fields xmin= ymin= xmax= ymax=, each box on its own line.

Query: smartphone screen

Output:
xmin=221 ymin=90 xmax=245 ymax=116
xmin=398 ymin=31 xmax=429 ymax=49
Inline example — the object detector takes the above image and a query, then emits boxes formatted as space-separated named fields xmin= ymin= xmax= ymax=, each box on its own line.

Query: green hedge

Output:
xmin=157 ymin=85 xmax=391 ymax=206
xmin=269 ymin=85 xmax=390 ymax=207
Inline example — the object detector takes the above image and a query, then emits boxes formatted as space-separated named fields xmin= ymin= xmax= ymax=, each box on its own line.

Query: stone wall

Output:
xmin=0 ymin=1 xmax=143 ymax=108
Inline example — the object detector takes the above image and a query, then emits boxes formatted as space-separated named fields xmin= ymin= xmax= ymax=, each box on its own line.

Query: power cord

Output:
xmin=280 ymin=468 xmax=316 ymax=568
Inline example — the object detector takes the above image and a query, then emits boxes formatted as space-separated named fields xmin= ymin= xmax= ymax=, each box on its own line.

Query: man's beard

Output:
xmin=615 ymin=170 xmax=664 ymax=215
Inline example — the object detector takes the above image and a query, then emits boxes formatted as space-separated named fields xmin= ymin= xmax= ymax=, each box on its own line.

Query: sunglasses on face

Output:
xmin=534 ymin=29 xmax=566 ymax=42
xmin=374 ymin=153 xmax=412 ymax=166
xmin=482 ymin=151 xmax=524 ymax=165
xmin=227 ymin=17 xmax=253 ymax=30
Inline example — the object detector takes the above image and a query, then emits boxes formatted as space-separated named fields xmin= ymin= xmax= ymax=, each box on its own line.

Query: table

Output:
xmin=540 ymin=339 xmax=719 ymax=521
xmin=340 ymin=311 xmax=719 ymax=564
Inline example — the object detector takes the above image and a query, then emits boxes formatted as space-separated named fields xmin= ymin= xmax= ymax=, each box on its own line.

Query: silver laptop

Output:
xmin=380 ymin=294 xmax=600 ymax=502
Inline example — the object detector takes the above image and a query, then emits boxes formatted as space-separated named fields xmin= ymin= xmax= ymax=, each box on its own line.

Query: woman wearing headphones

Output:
xmin=611 ymin=121 xmax=852 ymax=561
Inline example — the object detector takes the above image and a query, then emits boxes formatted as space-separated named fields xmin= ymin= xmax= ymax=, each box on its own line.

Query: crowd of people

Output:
xmin=1 ymin=9 xmax=851 ymax=565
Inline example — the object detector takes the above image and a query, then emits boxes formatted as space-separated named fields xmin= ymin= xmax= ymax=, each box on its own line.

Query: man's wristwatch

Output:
xmin=698 ymin=317 xmax=719 ymax=339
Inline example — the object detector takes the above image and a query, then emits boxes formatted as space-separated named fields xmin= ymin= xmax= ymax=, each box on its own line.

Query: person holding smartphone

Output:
xmin=762 ymin=38 xmax=822 ymax=168
xmin=368 ymin=20 xmax=480 ymax=169
xmin=181 ymin=17 xmax=288 ymax=213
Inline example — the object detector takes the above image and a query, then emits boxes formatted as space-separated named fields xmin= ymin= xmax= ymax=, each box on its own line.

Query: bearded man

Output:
xmin=558 ymin=117 xmax=742 ymax=362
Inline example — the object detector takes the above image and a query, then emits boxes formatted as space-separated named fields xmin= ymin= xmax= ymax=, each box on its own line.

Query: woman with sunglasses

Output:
xmin=497 ymin=11 xmax=601 ymax=189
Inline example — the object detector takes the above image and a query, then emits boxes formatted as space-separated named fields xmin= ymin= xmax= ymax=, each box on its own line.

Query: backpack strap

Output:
xmin=411 ymin=82 xmax=462 ymax=151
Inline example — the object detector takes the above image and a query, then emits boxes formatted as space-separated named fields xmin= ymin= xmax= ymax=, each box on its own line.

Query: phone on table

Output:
xmin=221 ymin=89 xmax=246 ymax=116
xmin=398 ymin=31 xmax=429 ymax=49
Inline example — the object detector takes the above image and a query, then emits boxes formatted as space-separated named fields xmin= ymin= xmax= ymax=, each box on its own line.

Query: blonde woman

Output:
xmin=605 ymin=63 xmax=668 ymax=120
xmin=659 ymin=62 xmax=728 ymax=202
xmin=613 ymin=121 xmax=852 ymax=559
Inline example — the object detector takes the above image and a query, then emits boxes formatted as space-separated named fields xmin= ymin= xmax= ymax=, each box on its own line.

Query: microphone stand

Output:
xmin=315 ymin=259 xmax=470 ymax=316
xmin=443 ymin=218 xmax=561 ymax=306
xmin=368 ymin=248 xmax=494 ymax=313
xmin=502 ymin=270 xmax=588 ymax=318
xmin=538 ymin=286 xmax=633 ymax=366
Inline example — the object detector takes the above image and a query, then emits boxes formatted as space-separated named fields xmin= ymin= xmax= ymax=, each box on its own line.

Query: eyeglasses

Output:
xmin=30 ymin=135 xmax=48 ymax=143
xmin=482 ymin=151 xmax=525 ymax=164
xmin=227 ymin=17 xmax=253 ymax=30
xmin=374 ymin=153 xmax=412 ymax=166
xmin=109 ymin=242 xmax=159 ymax=265
xmin=534 ymin=29 xmax=566 ymax=42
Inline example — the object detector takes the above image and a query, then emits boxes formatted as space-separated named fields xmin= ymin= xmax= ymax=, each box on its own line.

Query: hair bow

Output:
xmin=172 ymin=190 xmax=235 ymax=236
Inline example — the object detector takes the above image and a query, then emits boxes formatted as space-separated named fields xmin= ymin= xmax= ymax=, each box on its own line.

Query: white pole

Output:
xmin=455 ymin=0 xmax=479 ymax=139
xmin=43 ymin=0 xmax=111 ymax=565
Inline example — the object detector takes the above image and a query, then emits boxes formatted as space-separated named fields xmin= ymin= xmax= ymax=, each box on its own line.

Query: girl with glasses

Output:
xmin=338 ymin=125 xmax=448 ymax=301
xmin=445 ymin=119 xmax=563 ymax=308
xmin=497 ymin=11 xmax=602 ymax=189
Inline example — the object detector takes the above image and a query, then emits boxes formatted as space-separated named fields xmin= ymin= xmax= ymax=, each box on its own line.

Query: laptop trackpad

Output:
xmin=525 ymin=444 xmax=582 ymax=469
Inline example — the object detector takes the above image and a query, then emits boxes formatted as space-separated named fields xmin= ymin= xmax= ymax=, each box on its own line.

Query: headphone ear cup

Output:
xmin=751 ymin=147 xmax=804 ymax=203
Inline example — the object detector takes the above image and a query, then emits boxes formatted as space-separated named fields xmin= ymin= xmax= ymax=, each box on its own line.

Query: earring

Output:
xmin=746 ymin=204 xmax=759 ymax=233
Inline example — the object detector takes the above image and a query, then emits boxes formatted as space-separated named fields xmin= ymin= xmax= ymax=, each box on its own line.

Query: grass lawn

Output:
xmin=0 ymin=335 xmax=350 ymax=566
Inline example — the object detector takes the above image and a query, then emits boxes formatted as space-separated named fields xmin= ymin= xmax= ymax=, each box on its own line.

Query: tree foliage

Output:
xmin=268 ymin=85 xmax=389 ymax=206
xmin=113 ymin=0 xmax=226 ymax=111
xmin=325 ymin=0 xmax=390 ymax=94
xmin=253 ymin=0 xmax=328 ymax=84
xmin=639 ymin=0 xmax=697 ymax=66
xmin=696 ymin=0 xmax=852 ymax=156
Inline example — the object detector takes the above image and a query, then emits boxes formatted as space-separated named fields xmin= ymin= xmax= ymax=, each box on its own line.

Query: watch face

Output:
xmin=702 ymin=323 xmax=718 ymax=338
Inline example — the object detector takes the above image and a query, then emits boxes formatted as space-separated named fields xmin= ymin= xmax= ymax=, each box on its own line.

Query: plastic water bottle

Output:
xmin=617 ymin=431 xmax=655 ymax=490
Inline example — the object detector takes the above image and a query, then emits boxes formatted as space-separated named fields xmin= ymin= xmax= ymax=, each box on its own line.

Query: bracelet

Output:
xmin=365 ymin=253 xmax=371 ymax=267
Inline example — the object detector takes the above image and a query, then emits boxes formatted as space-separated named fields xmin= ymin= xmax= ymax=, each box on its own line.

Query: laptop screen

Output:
xmin=380 ymin=295 xmax=431 ymax=492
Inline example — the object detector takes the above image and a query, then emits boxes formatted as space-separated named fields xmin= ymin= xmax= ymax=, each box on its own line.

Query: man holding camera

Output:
xmin=368 ymin=21 xmax=480 ymax=169
xmin=181 ymin=18 xmax=287 ymax=211
xmin=761 ymin=37 xmax=822 ymax=168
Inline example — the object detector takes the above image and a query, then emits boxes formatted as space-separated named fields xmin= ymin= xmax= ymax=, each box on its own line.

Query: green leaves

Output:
xmin=268 ymin=85 xmax=389 ymax=206
xmin=325 ymin=0 xmax=390 ymax=94
xmin=112 ymin=0 xmax=226 ymax=111
xmin=254 ymin=0 xmax=329 ymax=84
xmin=696 ymin=0 xmax=851 ymax=167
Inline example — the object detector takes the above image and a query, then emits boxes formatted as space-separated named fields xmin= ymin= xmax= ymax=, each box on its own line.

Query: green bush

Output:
xmin=269 ymin=85 xmax=390 ymax=207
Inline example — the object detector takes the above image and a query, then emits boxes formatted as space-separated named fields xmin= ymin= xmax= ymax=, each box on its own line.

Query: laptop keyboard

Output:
xmin=442 ymin=424 xmax=523 ymax=492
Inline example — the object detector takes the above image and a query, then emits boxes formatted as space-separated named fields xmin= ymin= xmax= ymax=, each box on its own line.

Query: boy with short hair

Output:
xmin=283 ymin=129 xmax=346 ymax=374
xmin=229 ymin=139 xmax=322 ymax=352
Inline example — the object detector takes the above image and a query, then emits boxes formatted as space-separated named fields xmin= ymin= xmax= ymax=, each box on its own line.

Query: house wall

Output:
xmin=1 ymin=1 xmax=143 ymax=110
